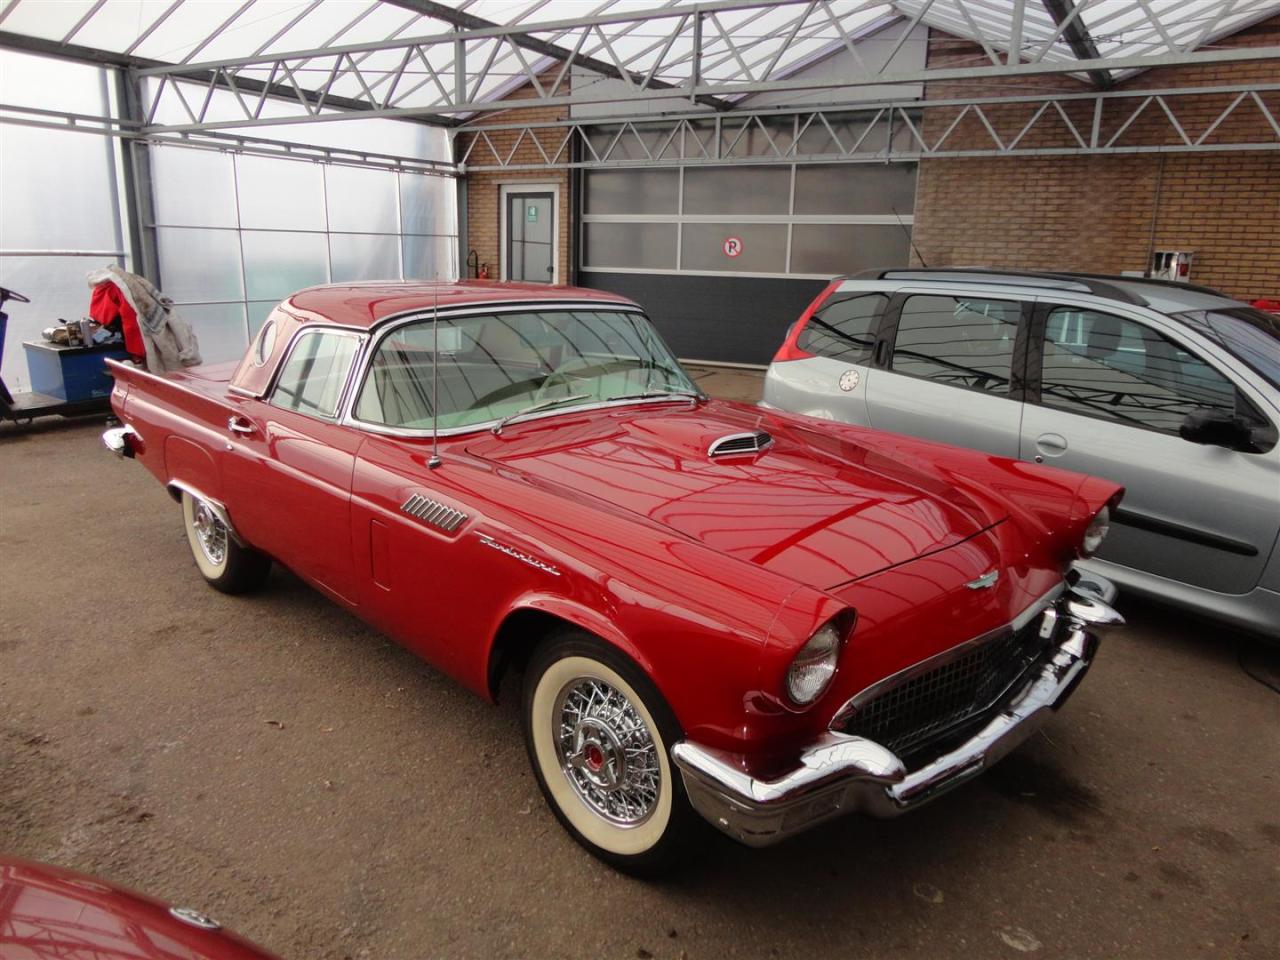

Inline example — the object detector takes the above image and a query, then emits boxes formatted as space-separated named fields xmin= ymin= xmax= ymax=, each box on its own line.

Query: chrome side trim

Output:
xmin=829 ymin=581 xmax=1066 ymax=730
xmin=164 ymin=480 xmax=245 ymax=546
xmin=400 ymin=493 xmax=468 ymax=533
xmin=475 ymin=532 xmax=560 ymax=576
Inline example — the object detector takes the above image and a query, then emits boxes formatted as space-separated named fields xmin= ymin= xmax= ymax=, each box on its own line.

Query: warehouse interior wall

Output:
xmin=910 ymin=15 xmax=1280 ymax=301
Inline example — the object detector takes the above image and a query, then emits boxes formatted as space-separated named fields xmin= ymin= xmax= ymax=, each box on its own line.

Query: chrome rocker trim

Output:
xmin=671 ymin=585 xmax=1123 ymax=848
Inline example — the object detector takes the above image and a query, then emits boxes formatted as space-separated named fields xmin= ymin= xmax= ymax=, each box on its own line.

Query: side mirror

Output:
xmin=1179 ymin=408 xmax=1263 ymax=453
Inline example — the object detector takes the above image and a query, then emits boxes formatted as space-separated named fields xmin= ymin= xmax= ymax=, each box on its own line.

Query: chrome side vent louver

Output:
xmin=707 ymin=431 xmax=773 ymax=458
xmin=400 ymin=494 xmax=468 ymax=533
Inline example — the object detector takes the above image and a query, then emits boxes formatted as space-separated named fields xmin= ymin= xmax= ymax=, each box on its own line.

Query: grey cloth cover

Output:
xmin=86 ymin=265 xmax=202 ymax=372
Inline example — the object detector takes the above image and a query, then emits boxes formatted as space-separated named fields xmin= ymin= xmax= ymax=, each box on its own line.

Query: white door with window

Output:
xmin=503 ymin=187 xmax=556 ymax=284
xmin=1021 ymin=302 xmax=1280 ymax=595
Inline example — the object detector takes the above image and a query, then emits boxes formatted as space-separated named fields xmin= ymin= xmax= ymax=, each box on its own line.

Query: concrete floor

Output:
xmin=2 ymin=386 xmax=1278 ymax=960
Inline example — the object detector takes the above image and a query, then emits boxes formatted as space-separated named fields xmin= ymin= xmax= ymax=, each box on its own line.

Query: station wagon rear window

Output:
xmin=797 ymin=293 xmax=887 ymax=364
xmin=353 ymin=309 xmax=695 ymax=431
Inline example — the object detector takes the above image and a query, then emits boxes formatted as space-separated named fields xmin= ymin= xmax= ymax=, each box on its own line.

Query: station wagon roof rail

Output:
xmin=859 ymin=269 xmax=1148 ymax=306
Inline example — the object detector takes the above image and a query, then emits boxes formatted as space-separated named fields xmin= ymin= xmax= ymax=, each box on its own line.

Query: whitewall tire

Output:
xmin=180 ymin=491 xmax=270 ymax=594
xmin=523 ymin=631 xmax=696 ymax=873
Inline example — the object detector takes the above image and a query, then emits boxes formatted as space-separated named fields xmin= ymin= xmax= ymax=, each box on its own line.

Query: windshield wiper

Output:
xmin=605 ymin=389 xmax=703 ymax=404
xmin=491 ymin=393 xmax=592 ymax=435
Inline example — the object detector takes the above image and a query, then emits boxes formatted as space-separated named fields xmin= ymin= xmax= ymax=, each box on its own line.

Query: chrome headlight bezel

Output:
xmin=785 ymin=620 xmax=844 ymax=705
xmin=1080 ymin=505 xmax=1111 ymax=557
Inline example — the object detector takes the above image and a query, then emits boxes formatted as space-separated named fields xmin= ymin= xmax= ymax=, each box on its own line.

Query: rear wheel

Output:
xmin=181 ymin=491 xmax=270 ymax=594
xmin=522 ymin=630 xmax=696 ymax=874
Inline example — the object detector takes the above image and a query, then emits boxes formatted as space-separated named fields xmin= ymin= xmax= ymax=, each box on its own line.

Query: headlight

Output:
xmin=1081 ymin=505 xmax=1111 ymax=557
xmin=786 ymin=621 xmax=843 ymax=705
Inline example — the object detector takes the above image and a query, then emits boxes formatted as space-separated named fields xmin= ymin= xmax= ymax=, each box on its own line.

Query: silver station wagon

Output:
xmin=764 ymin=269 xmax=1280 ymax=637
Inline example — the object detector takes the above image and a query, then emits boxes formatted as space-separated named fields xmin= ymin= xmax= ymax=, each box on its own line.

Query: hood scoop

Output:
xmin=708 ymin=430 xmax=772 ymax=458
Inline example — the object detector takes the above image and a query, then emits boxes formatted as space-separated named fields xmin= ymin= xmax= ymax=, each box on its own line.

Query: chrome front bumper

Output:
xmin=671 ymin=586 xmax=1123 ymax=848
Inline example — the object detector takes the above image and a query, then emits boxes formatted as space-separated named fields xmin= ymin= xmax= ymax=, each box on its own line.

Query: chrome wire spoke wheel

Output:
xmin=554 ymin=677 xmax=661 ymax=826
xmin=190 ymin=500 xmax=228 ymax=567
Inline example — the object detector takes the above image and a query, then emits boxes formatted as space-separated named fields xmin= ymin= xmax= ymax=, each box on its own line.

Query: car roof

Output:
xmin=283 ymin=281 xmax=638 ymax=330
xmin=846 ymin=268 xmax=1245 ymax=315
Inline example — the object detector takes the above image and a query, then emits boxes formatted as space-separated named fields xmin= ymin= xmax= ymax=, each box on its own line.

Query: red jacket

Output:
xmin=89 ymin=282 xmax=145 ymax=359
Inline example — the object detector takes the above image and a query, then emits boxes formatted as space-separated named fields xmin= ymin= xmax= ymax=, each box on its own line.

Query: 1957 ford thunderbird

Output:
xmin=103 ymin=282 xmax=1123 ymax=873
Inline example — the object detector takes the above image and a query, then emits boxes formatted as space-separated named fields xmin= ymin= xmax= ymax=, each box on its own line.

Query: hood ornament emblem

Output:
xmin=965 ymin=570 xmax=1000 ymax=590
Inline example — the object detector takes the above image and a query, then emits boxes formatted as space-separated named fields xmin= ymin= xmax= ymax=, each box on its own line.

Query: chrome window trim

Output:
xmin=265 ymin=325 xmax=368 ymax=424
xmin=828 ymin=581 xmax=1066 ymax=731
xmin=339 ymin=300 xmax=695 ymax=437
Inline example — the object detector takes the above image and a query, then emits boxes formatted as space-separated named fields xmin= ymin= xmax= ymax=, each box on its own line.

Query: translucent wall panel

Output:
xmin=585 ymin=169 xmax=679 ymax=215
xmin=400 ymin=173 xmax=455 ymax=235
xmin=402 ymin=235 xmax=455 ymax=279
xmin=0 ymin=254 xmax=121 ymax=391
xmin=794 ymin=164 xmax=917 ymax=216
xmin=249 ymin=301 xmax=277 ymax=337
xmin=241 ymin=232 xmax=329 ymax=301
xmin=683 ymin=166 xmax=790 ymax=215
xmin=583 ymin=223 xmax=678 ymax=270
xmin=156 ymin=228 xmax=244 ymax=303
xmin=330 ymin=233 xmax=400 ymax=282
xmin=151 ymin=148 xmax=237 ymax=228
xmin=0 ymin=50 xmax=107 ymax=114
xmin=326 ymin=166 xmax=398 ymax=234
xmin=682 ymin=224 xmax=787 ymax=273
xmin=790 ymin=224 xmax=912 ymax=275
xmin=235 ymin=156 xmax=326 ymax=231
xmin=0 ymin=126 xmax=121 ymax=250
xmin=180 ymin=302 xmax=249 ymax=366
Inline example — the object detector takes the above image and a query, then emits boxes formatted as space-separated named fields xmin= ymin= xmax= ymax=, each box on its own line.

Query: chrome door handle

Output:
xmin=227 ymin=415 xmax=256 ymax=435
xmin=1035 ymin=432 xmax=1068 ymax=457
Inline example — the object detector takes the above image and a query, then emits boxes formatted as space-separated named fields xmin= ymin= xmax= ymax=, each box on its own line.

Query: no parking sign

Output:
xmin=722 ymin=236 xmax=743 ymax=258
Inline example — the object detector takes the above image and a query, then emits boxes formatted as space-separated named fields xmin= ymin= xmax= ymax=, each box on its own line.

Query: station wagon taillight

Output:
xmin=772 ymin=279 xmax=842 ymax=363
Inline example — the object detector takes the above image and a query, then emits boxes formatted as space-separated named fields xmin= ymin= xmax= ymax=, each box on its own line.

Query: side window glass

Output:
xmin=1039 ymin=308 xmax=1237 ymax=433
xmin=272 ymin=331 xmax=360 ymax=419
xmin=796 ymin=293 xmax=887 ymax=365
xmin=892 ymin=295 xmax=1020 ymax=395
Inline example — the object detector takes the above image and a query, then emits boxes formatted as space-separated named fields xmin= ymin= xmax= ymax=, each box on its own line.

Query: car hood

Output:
xmin=464 ymin=401 xmax=1004 ymax=589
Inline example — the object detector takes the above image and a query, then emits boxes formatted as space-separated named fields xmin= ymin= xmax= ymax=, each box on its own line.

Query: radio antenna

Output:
xmin=428 ymin=274 xmax=442 ymax=470
xmin=892 ymin=205 xmax=928 ymax=268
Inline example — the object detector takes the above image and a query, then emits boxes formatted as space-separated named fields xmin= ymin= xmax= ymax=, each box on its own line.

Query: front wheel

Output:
xmin=523 ymin=630 xmax=697 ymax=874
xmin=180 ymin=491 xmax=270 ymax=594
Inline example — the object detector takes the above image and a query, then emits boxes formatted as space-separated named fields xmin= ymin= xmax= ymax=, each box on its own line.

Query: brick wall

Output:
xmin=911 ymin=16 xmax=1280 ymax=300
xmin=455 ymin=73 xmax=573 ymax=284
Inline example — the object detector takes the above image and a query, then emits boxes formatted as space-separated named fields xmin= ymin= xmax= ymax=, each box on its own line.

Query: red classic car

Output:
xmin=103 ymin=281 xmax=1123 ymax=872
xmin=0 ymin=856 xmax=279 ymax=959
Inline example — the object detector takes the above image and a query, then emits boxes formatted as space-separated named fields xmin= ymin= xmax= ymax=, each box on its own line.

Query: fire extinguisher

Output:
xmin=478 ymin=263 xmax=490 ymax=279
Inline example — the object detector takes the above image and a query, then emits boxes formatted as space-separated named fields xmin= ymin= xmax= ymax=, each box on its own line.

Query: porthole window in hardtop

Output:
xmin=797 ymin=293 xmax=888 ymax=364
xmin=253 ymin=319 xmax=277 ymax=366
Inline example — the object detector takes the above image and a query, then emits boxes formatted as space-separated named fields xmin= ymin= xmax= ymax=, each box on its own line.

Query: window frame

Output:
xmin=266 ymin=325 xmax=367 ymax=423
xmin=1024 ymin=300 xmax=1275 ymax=444
xmin=877 ymin=290 xmax=1034 ymax=401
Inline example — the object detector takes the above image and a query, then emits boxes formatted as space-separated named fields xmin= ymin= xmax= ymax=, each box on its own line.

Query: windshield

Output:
xmin=1176 ymin=307 xmax=1280 ymax=390
xmin=353 ymin=308 xmax=698 ymax=431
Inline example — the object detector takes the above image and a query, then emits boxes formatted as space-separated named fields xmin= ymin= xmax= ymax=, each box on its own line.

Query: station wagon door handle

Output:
xmin=227 ymin=415 xmax=256 ymax=436
xmin=1034 ymin=433 xmax=1068 ymax=459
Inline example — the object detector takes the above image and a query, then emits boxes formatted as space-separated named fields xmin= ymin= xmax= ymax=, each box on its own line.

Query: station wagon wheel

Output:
xmin=179 ymin=491 xmax=271 ymax=595
xmin=523 ymin=630 xmax=697 ymax=874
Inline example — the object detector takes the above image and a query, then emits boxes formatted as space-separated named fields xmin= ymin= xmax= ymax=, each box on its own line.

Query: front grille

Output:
xmin=839 ymin=615 xmax=1056 ymax=758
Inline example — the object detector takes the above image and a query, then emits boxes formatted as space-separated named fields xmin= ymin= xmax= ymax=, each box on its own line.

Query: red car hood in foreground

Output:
xmin=0 ymin=857 xmax=279 ymax=960
xmin=467 ymin=401 xmax=1000 ymax=589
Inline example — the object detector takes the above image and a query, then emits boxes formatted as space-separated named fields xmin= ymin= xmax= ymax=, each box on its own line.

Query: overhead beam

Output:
xmin=0 ymin=29 xmax=455 ymax=127
xmin=1042 ymin=0 xmax=1112 ymax=89
xmin=382 ymin=0 xmax=733 ymax=110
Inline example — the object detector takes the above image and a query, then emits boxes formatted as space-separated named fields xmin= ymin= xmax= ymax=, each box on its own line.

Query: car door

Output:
xmin=1021 ymin=299 xmax=1280 ymax=595
xmin=864 ymin=289 xmax=1030 ymax=457
xmin=221 ymin=326 xmax=366 ymax=605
